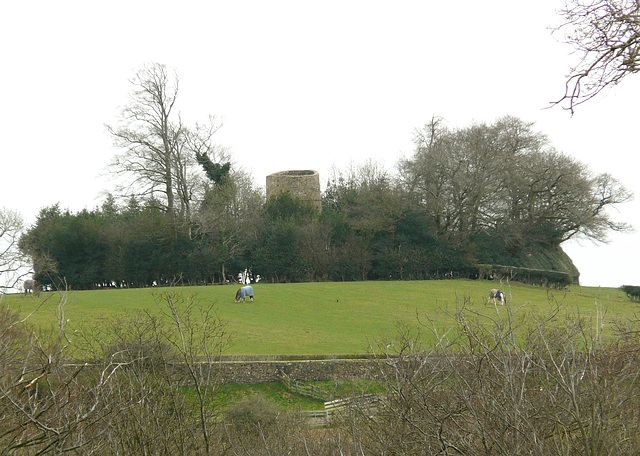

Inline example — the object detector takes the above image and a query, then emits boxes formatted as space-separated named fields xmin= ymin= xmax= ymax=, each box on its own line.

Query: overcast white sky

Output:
xmin=1 ymin=0 xmax=638 ymax=287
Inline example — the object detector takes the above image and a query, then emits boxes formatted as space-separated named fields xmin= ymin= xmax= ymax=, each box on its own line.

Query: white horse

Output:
xmin=24 ymin=279 xmax=40 ymax=297
xmin=489 ymin=288 xmax=506 ymax=305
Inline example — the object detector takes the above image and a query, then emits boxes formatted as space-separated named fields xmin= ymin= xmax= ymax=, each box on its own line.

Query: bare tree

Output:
xmin=0 ymin=286 xmax=126 ymax=454
xmin=326 ymin=160 xmax=404 ymax=280
xmin=5 ymin=288 xmax=232 ymax=455
xmin=400 ymin=117 xmax=461 ymax=238
xmin=0 ymin=208 xmax=29 ymax=294
xmin=553 ymin=0 xmax=640 ymax=113
xmin=502 ymin=149 xmax=632 ymax=254
xmin=107 ymin=63 xmax=223 ymax=231
xmin=355 ymin=299 xmax=640 ymax=455
xmin=400 ymin=116 xmax=632 ymax=248
xmin=401 ymin=117 xmax=539 ymax=242
xmin=156 ymin=291 xmax=229 ymax=455
xmin=192 ymin=168 xmax=264 ymax=282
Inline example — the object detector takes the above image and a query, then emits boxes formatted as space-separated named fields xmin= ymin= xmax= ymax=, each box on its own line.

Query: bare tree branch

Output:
xmin=552 ymin=0 xmax=640 ymax=113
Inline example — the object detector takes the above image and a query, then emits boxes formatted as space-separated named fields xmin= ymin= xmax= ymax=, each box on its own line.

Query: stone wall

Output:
xmin=211 ymin=358 xmax=384 ymax=385
xmin=66 ymin=357 xmax=386 ymax=386
xmin=266 ymin=170 xmax=322 ymax=211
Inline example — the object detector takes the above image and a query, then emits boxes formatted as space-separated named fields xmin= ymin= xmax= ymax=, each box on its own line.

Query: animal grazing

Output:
xmin=235 ymin=285 xmax=254 ymax=303
xmin=489 ymin=288 xmax=506 ymax=305
xmin=23 ymin=279 xmax=40 ymax=297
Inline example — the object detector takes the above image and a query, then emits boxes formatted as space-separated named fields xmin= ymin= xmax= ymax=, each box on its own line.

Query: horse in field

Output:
xmin=489 ymin=288 xmax=506 ymax=305
xmin=235 ymin=285 xmax=254 ymax=303
xmin=24 ymin=279 xmax=40 ymax=297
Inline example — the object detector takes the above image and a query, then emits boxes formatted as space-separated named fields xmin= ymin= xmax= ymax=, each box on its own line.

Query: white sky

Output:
xmin=1 ymin=0 xmax=638 ymax=287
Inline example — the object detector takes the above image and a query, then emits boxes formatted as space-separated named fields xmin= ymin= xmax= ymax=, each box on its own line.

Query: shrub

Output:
xmin=354 ymin=303 xmax=640 ymax=456
xmin=622 ymin=285 xmax=640 ymax=302
xmin=223 ymin=394 xmax=279 ymax=429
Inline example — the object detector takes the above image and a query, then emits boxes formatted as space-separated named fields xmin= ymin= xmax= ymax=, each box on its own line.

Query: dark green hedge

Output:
xmin=621 ymin=285 xmax=640 ymax=302
xmin=476 ymin=264 xmax=574 ymax=287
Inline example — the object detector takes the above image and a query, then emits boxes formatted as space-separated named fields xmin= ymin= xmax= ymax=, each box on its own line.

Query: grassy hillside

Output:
xmin=3 ymin=280 xmax=633 ymax=355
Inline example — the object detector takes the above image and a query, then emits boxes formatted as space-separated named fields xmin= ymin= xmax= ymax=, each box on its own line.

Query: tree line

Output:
xmin=18 ymin=64 xmax=631 ymax=290
xmin=19 ymin=123 xmax=630 ymax=289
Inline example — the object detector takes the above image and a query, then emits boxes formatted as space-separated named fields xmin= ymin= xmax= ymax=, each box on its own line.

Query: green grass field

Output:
xmin=3 ymin=280 xmax=635 ymax=355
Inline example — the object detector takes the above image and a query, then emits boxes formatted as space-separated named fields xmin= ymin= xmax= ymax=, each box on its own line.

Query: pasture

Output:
xmin=4 ymin=280 xmax=634 ymax=355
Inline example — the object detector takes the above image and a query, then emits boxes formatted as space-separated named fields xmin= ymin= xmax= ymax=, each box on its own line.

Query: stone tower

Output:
xmin=266 ymin=170 xmax=321 ymax=211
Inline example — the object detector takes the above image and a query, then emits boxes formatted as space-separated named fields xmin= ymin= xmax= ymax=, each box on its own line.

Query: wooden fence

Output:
xmin=281 ymin=374 xmax=334 ymax=401
xmin=281 ymin=373 xmax=383 ymax=426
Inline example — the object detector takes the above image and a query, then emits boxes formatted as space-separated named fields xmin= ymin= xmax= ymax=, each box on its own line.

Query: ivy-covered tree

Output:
xmin=196 ymin=152 xmax=230 ymax=187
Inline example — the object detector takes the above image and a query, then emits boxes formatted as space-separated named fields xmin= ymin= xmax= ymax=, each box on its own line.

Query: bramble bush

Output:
xmin=350 ymin=301 xmax=640 ymax=455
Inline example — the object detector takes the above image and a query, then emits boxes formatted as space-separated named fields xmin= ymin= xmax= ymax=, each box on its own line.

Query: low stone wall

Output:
xmin=214 ymin=358 xmax=383 ymax=385
xmin=64 ymin=357 xmax=387 ymax=386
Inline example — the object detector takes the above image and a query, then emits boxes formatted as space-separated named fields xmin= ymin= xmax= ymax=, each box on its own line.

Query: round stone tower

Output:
xmin=266 ymin=170 xmax=321 ymax=211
